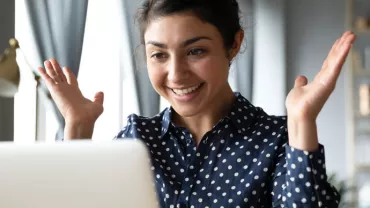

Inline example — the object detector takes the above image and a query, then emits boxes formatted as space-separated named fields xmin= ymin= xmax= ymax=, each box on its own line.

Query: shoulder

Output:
xmin=256 ymin=108 xmax=287 ymax=136
xmin=255 ymin=109 xmax=287 ymax=130
xmin=244 ymin=102 xmax=288 ymax=148
xmin=126 ymin=113 xmax=163 ymax=125
xmin=114 ymin=108 xmax=168 ymax=139
xmin=231 ymin=92 xmax=288 ymax=139
xmin=236 ymin=93 xmax=287 ymax=130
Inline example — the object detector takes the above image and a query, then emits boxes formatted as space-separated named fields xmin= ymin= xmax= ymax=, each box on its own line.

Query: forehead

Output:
xmin=144 ymin=13 xmax=221 ymax=44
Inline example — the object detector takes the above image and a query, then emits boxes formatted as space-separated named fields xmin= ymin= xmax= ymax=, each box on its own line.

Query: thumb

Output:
xmin=93 ymin=91 xmax=104 ymax=105
xmin=294 ymin=75 xmax=308 ymax=88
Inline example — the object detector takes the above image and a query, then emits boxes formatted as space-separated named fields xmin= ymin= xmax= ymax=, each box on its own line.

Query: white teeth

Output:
xmin=172 ymin=84 xmax=202 ymax=96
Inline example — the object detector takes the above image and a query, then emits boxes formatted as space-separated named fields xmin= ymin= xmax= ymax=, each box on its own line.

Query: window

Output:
xmin=14 ymin=0 xmax=140 ymax=142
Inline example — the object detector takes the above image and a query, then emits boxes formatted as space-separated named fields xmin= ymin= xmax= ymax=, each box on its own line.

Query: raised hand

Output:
xmin=38 ymin=59 xmax=104 ymax=130
xmin=285 ymin=31 xmax=356 ymax=151
xmin=286 ymin=31 xmax=355 ymax=121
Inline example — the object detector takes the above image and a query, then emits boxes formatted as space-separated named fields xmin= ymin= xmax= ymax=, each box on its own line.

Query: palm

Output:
xmin=286 ymin=81 xmax=331 ymax=120
xmin=38 ymin=59 xmax=104 ymax=124
xmin=286 ymin=31 xmax=356 ymax=120
xmin=49 ymin=82 xmax=103 ymax=123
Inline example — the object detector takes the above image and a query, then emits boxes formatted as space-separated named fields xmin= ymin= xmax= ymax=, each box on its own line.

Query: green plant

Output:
xmin=327 ymin=173 xmax=357 ymax=208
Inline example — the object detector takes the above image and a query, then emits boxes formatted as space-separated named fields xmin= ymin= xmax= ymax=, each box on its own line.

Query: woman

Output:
xmin=38 ymin=0 xmax=355 ymax=207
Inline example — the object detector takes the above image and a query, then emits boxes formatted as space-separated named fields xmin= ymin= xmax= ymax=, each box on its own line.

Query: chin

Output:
xmin=171 ymin=103 xmax=203 ymax=118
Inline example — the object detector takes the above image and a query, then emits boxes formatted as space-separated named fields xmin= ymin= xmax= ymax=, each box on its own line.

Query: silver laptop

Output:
xmin=0 ymin=140 xmax=159 ymax=208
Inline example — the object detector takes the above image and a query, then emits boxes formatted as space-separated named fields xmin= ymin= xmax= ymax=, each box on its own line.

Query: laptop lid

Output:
xmin=0 ymin=140 xmax=159 ymax=208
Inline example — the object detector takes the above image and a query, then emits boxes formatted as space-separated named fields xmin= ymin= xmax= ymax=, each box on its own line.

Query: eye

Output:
xmin=151 ymin=53 xmax=168 ymax=60
xmin=188 ymin=48 xmax=206 ymax=56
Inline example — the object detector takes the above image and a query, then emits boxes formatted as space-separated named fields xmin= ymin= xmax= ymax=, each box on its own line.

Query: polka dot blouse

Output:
xmin=115 ymin=92 xmax=340 ymax=208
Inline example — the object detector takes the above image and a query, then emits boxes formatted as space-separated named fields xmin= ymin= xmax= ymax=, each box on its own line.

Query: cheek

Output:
xmin=194 ymin=56 xmax=229 ymax=83
xmin=147 ymin=65 xmax=165 ymax=90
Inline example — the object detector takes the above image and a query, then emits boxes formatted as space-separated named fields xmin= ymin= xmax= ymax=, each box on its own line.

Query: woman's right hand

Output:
xmin=38 ymin=59 xmax=104 ymax=131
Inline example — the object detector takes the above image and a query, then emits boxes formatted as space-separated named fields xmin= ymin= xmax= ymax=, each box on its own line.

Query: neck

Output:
xmin=172 ymin=85 xmax=236 ymax=145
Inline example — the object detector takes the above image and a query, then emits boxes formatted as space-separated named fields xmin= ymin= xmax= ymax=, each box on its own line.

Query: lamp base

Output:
xmin=0 ymin=78 xmax=18 ymax=97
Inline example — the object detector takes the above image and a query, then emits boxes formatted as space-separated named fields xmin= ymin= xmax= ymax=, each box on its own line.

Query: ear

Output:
xmin=228 ymin=29 xmax=244 ymax=61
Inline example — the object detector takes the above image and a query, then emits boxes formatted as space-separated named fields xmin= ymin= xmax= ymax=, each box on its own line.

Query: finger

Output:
xmin=323 ymin=31 xmax=350 ymax=70
xmin=335 ymin=33 xmax=355 ymax=63
xmin=328 ymin=31 xmax=352 ymax=65
xmin=329 ymin=39 xmax=340 ymax=57
xmin=316 ymin=33 xmax=356 ymax=87
xmin=37 ymin=67 xmax=55 ymax=87
xmin=334 ymin=31 xmax=352 ymax=52
xmin=49 ymin=58 xmax=67 ymax=83
xmin=294 ymin=75 xmax=308 ymax=88
xmin=93 ymin=91 xmax=104 ymax=105
xmin=331 ymin=33 xmax=355 ymax=72
xmin=326 ymin=32 xmax=355 ymax=72
xmin=322 ymin=39 xmax=340 ymax=69
xmin=63 ymin=67 xmax=78 ymax=85
xmin=340 ymin=32 xmax=356 ymax=49
xmin=44 ymin=60 xmax=61 ymax=83
xmin=321 ymin=32 xmax=346 ymax=71
xmin=339 ymin=31 xmax=354 ymax=44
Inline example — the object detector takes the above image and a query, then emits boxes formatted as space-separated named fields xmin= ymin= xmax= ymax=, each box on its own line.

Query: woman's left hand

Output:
xmin=285 ymin=31 xmax=356 ymax=151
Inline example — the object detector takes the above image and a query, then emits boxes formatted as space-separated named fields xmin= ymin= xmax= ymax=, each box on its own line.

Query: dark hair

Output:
xmin=136 ymin=0 xmax=242 ymax=52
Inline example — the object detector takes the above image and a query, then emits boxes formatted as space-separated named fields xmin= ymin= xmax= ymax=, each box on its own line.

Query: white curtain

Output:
xmin=78 ymin=0 xmax=140 ymax=141
xmin=123 ymin=0 xmax=161 ymax=117
xmin=252 ymin=0 xmax=287 ymax=115
xmin=14 ymin=0 xmax=89 ymax=142
xmin=228 ymin=0 xmax=255 ymax=101
xmin=80 ymin=0 xmax=163 ymax=141
xmin=15 ymin=0 xmax=42 ymax=143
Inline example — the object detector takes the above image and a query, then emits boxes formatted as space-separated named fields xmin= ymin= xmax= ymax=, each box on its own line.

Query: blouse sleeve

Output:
xmin=270 ymin=135 xmax=341 ymax=207
xmin=113 ymin=114 xmax=137 ymax=139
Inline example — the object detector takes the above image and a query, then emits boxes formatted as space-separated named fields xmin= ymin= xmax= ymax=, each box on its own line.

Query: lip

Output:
xmin=169 ymin=84 xmax=202 ymax=90
xmin=169 ymin=83 xmax=204 ymax=102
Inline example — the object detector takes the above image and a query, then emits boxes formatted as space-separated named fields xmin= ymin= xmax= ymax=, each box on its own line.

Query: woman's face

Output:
xmin=144 ymin=13 xmax=240 ymax=117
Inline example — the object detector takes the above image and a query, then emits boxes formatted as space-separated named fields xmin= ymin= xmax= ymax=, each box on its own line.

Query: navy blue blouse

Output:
xmin=115 ymin=92 xmax=340 ymax=208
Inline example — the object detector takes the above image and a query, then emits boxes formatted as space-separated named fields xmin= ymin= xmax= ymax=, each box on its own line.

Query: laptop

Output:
xmin=0 ymin=140 xmax=159 ymax=208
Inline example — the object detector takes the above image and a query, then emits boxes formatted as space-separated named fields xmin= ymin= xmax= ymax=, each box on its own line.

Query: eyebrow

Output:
xmin=146 ymin=36 xmax=212 ymax=49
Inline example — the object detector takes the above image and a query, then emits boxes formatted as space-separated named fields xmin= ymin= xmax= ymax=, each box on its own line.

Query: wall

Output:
xmin=286 ymin=0 xmax=348 ymax=179
xmin=0 ymin=1 xmax=15 ymax=141
xmin=253 ymin=0 xmax=287 ymax=116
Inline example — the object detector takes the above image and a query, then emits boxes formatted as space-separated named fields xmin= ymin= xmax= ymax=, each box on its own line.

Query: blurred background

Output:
xmin=1 ymin=0 xmax=370 ymax=207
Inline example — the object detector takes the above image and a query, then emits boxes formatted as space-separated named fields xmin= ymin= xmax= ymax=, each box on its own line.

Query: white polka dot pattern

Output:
xmin=115 ymin=92 xmax=340 ymax=207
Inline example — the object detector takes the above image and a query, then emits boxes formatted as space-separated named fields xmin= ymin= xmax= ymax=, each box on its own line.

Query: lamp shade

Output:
xmin=0 ymin=39 xmax=20 ymax=97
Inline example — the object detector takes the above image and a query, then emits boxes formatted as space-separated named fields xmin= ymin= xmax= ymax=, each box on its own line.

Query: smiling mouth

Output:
xmin=171 ymin=83 xmax=204 ymax=96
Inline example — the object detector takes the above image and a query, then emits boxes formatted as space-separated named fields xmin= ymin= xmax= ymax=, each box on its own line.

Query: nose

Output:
xmin=167 ymin=56 xmax=190 ymax=83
